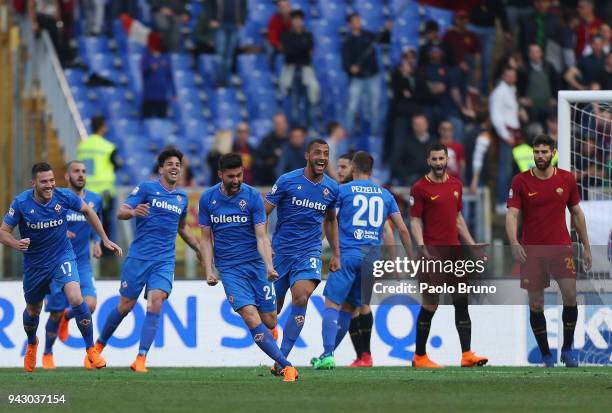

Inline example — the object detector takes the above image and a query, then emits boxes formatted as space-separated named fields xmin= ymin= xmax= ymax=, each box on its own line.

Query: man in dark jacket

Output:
xmin=254 ymin=113 xmax=289 ymax=185
xmin=276 ymin=127 xmax=307 ymax=176
xmin=151 ymin=0 xmax=190 ymax=53
xmin=392 ymin=114 xmax=435 ymax=186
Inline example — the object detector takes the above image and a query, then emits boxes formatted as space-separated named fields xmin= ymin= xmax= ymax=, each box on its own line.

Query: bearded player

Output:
xmin=506 ymin=134 xmax=592 ymax=368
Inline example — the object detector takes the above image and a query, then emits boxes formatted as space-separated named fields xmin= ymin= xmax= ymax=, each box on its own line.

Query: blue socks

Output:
xmin=335 ymin=310 xmax=353 ymax=349
xmin=250 ymin=323 xmax=291 ymax=368
xmin=138 ymin=312 xmax=160 ymax=356
xmin=322 ymin=307 xmax=339 ymax=356
xmin=65 ymin=309 xmax=74 ymax=320
xmin=98 ymin=307 xmax=127 ymax=346
xmin=280 ymin=305 xmax=307 ymax=357
xmin=44 ymin=317 xmax=60 ymax=354
xmin=23 ymin=310 xmax=39 ymax=345
xmin=72 ymin=302 xmax=94 ymax=348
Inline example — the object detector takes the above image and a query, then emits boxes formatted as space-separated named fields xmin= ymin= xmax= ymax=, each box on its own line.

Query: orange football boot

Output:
xmin=412 ymin=354 xmax=443 ymax=368
xmin=42 ymin=353 xmax=56 ymax=370
xmin=86 ymin=346 xmax=107 ymax=369
xmin=461 ymin=351 xmax=488 ymax=367
xmin=281 ymin=366 xmax=299 ymax=382
xmin=58 ymin=309 xmax=70 ymax=342
xmin=24 ymin=338 xmax=39 ymax=372
xmin=130 ymin=354 xmax=148 ymax=373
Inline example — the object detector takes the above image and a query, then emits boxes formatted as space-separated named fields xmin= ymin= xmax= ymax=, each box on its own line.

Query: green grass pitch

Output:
xmin=0 ymin=367 xmax=610 ymax=413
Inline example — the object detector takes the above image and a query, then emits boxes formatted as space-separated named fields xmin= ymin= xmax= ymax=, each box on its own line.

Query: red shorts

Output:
xmin=520 ymin=245 xmax=576 ymax=291
xmin=417 ymin=246 xmax=468 ymax=288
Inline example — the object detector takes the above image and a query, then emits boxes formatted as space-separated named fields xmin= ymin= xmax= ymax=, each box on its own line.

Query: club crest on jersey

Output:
xmin=323 ymin=188 xmax=330 ymax=198
xmin=177 ymin=195 xmax=182 ymax=202
xmin=88 ymin=201 xmax=94 ymax=208
xmin=228 ymin=295 xmax=234 ymax=304
xmin=8 ymin=207 xmax=14 ymax=217
xmin=131 ymin=186 xmax=139 ymax=195
xmin=294 ymin=315 xmax=305 ymax=326
xmin=254 ymin=333 xmax=264 ymax=342
xmin=453 ymin=191 xmax=459 ymax=199
xmin=121 ymin=281 xmax=128 ymax=289
xmin=54 ymin=204 xmax=62 ymax=214
xmin=239 ymin=199 xmax=247 ymax=210
xmin=556 ymin=187 xmax=564 ymax=195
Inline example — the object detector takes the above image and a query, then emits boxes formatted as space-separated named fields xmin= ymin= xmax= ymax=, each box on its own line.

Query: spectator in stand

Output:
xmin=506 ymin=0 xmax=535 ymax=29
xmin=489 ymin=66 xmax=521 ymax=215
xmin=442 ymin=10 xmax=482 ymax=91
xmin=254 ymin=113 xmax=289 ymax=185
xmin=467 ymin=118 xmax=493 ymax=194
xmin=194 ymin=2 xmax=217 ymax=54
xmin=29 ymin=0 xmax=70 ymax=65
xmin=279 ymin=10 xmax=319 ymax=128
xmin=325 ymin=121 xmax=348 ymax=180
xmin=437 ymin=120 xmax=465 ymax=180
xmin=518 ymin=44 xmax=559 ymax=128
xmin=565 ymin=35 xmax=607 ymax=90
xmin=594 ymin=52 xmax=612 ymax=90
xmin=207 ymin=0 xmax=247 ymax=86
xmin=206 ymin=129 xmax=233 ymax=185
xmin=60 ymin=0 xmax=75 ymax=50
xmin=267 ymin=0 xmax=292 ymax=55
xmin=111 ymin=0 xmax=139 ymax=19
xmin=583 ymin=23 xmax=610 ymax=55
xmin=386 ymin=48 xmax=419 ymax=163
xmin=151 ymin=0 xmax=190 ymax=53
xmin=575 ymin=135 xmax=604 ymax=199
xmin=276 ymin=126 xmax=307 ymax=176
xmin=418 ymin=20 xmax=453 ymax=68
xmin=468 ymin=0 xmax=512 ymax=93
xmin=141 ymin=39 xmax=175 ymax=118
xmin=82 ymin=0 xmax=105 ymax=36
xmin=392 ymin=113 xmax=435 ymax=186
xmin=232 ymin=122 xmax=255 ymax=185
xmin=574 ymin=0 xmax=603 ymax=57
xmin=342 ymin=13 xmax=390 ymax=136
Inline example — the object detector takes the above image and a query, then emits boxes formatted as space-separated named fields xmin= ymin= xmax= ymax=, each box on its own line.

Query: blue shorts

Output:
xmin=24 ymin=259 xmax=80 ymax=305
xmin=219 ymin=260 xmax=276 ymax=313
xmin=119 ymin=257 xmax=175 ymax=299
xmin=273 ymin=253 xmax=322 ymax=299
xmin=324 ymin=254 xmax=364 ymax=307
xmin=44 ymin=258 xmax=96 ymax=312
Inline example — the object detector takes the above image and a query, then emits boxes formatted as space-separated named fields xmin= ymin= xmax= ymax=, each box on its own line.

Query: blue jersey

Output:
xmin=3 ymin=188 xmax=83 ymax=268
xmin=266 ymin=169 xmax=338 ymax=257
xmin=66 ymin=189 xmax=103 ymax=262
xmin=198 ymin=183 xmax=266 ymax=268
xmin=337 ymin=179 xmax=400 ymax=256
xmin=124 ymin=180 xmax=188 ymax=261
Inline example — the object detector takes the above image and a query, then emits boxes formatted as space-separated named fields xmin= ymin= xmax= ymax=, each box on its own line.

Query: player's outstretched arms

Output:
xmin=390 ymin=213 xmax=413 ymax=259
xmin=0 ymin=223 xmax=29 ymax=251
xmin=569 ymin=204 xmax=592 ymax=270
xmin=117 ymin=203 xmax=149 ymax=220
xmin=199 ymin=226 xmax=218 ymax=286
xmin=505 ymin=207 xmax=526 ymax=264
xmin=81 ymin=201 xmax=123 ymax=256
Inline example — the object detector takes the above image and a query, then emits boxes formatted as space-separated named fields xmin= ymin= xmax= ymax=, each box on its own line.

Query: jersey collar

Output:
xmin=157 ymin=179 xmax=178 ymax=194
xmin=302 ymin=168 xmax=324 ymax=185
xmin=218 ymin=183 xmax=243 ymax=198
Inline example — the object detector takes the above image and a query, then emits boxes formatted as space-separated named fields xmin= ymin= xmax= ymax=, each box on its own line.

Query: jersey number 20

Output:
xmin=352 ymin=195 xmax=383 ymax=227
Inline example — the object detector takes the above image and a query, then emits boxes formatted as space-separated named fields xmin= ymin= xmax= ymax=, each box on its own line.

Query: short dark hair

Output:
xmin=307 ymin=138 xmax=329 ymax=151
xmin=31 ymin=162 xmax=52 ymax=179
xmin=339 ymin=150 xmax=356 ymax=162
xmin=91 ymin=116 xmax=106 ymax=134
xmin=66 ymin=160 xmax=85 ymax=170
xmin=427 ymin=143 xmax=448 ymax=156
xmin=218 ymin=153 xmax=243 ymax=171
xmin=326 ymin=121 xmax=341 ymax=136
xmin=291 ymin=126 xmax=307 ymax=135
xmin=532 ymin=134 xmax=556 ymax=150
xmin=424 ymin=20 xmax=439 ymax=33
xmin=157 ymin=147 xmax=183 ymax=168
xmin=290 ymin=9 xmax=304 ymax=19
xmin=347 ymin=12 xmax=360 ymax=23
xmin=351 ymin=151 xmax=374 ymax=174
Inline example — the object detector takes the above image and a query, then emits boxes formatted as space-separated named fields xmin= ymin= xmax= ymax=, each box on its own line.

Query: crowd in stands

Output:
xmin=13 ymin=0 xmax=611 ymax=214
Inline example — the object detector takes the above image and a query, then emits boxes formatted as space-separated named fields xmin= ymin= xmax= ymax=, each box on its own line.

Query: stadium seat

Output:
xmin=75 ymin=99 xmax=103 ymax=118
xmin=423 ymin=6 xmax=454 ymax=35
xmin=78 ymin=36 xmax=111 ymax=56
xmin=182 ymin=118 xmax=209 ymax=139
xmin=170 ymin=53 xmax=193 ymax=71
xmin=390 ymin=0 xmax=419 ymax=16
xmin=248 ymin=0 xmax=276 ymax=28
xmin=318 ymin=1 xmax=347 ymax=26
xmin=172 ymin=69 xmax=197 ymax=89
xmin=143 ymin=118 xmax=176 ymax=139
xmin=251 ymin=118 xmax=273 ymax=140
xmin=109 ymin=118 xmax=141 ymax=137
xmin=197 ymin=54 xmax=220 ymax=88
xmin=64 ymin=69 xmax=87 ymax=86
xmin=354 ymin=0 xmax=385 ymax=32
xmin=238 ymin=22 xmax=265 ymax=47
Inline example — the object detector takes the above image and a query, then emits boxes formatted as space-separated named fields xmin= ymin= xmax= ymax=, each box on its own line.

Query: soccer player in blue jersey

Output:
xmin=265 ymin=139 xmax=341 ymax=374
xmin=312 ymin=151 xmax=413 ymax=369
xmin=0 ymin=162 xmax=122 ymax=372
xmin=95 ymin=147 xmax=201 ymax=373
xmin=42 ymin=160 xmax=104 ymax=370
xmin=199 ymin=153 xmax=298 ymax=381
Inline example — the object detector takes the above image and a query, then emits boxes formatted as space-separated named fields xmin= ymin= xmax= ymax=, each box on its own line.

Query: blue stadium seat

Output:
xmin=64 ymin=69 xmax=87 ymax=86
xmin=239 ymin=22 xmax=265 ymax=47
xmin=423 ymin=6 xmax=454 ymax=35
xmin=78 ymin=36 xmax=111 ymax=56
xmin=311 ymin=19 xmax=340 ymax=38
xmin=182 ymin=118 xmax=209 ymax=139
xmin=251 ymin=118 xmax=273 ymax=139
xmin=109 ymin=118 xmax=141 ymax=137
xmin=197 ymin=54 xmax=219 ymax=88
xmin=70 ymin=85 xmax=93 ymax=102
xmin=143 ymin=118 xmax=176 ymax=139
xmin=170 ymin=53 xmax=193 ymax=71
xmin=177 ymin=100 xmax=206 ymax=120
xmin=172 ymin=69 xmax=197 ymax=88
xmin=248 ymin=0 xmax=275 ymax=28
xmin=390 ymin=0 xmax=419 ymax=16
xmin=86 ymin=53 xmax=116 ymax=73
xmin=318 ymin=1 xmax=347 ymax=26
xmin=237 ymin=54 xmax=267 ymax=76
xmin=290 ymin=0 xmax=313 ymax=20
xmin=354 ymin=0 xmax=385 ymax=32
xmin=75 ymin=100 xmax=103 ymax=118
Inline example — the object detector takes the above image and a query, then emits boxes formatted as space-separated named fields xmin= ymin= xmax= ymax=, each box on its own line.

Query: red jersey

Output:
xmin=410 ymin=175 xmax=463 ymax=246
xmin=507 ymin=168 xmax=580 ymax=245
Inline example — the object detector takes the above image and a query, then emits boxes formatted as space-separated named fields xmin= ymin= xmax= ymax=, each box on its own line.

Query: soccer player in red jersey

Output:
xmin=506 ymin=134 xmax=592 ymax=368
xmin=409 ymin=143 xmax=488 ymax=368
